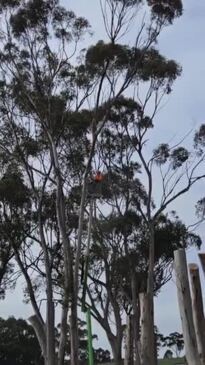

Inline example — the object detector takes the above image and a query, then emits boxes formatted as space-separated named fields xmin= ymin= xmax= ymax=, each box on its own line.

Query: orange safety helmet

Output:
xmin=93 ymin=171 xmax=104 ymax=182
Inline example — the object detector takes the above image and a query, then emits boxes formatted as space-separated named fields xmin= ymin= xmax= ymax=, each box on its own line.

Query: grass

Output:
xmin=97 ymin=358 xmax=185 ymax=365
xmin=158 ymin=359 xmax=185 ymax=365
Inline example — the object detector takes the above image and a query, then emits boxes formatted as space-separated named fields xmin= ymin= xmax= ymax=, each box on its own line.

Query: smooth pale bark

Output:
xmin=71 ymin=174 xmax=87 ymax=365
xmin=28 ymin=315 xmax=46 ymax=359
xmin=74 ymin=131 xmax=97 ymax=310
xmin=189 ymin=263 xmax=205 ymax=365
xmin=38 ymin=213 xmax=56 ymax=365
xmin=13 ymin=245 xmax=49 ymax=363
xmin=49 ymin=138 xmax=75 ymax=365
xmin=199 ymin=253 xmax=205 ymax=277
xmin=56 ymin=183 xmax=72 ymax=365
xmin=57 ymin=302 xmax=68 ymax=365
xmin=174 ymin=249 xmax=200 ymax=365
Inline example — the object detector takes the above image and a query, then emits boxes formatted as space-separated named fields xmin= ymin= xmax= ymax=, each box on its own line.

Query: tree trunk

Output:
xmin=140 ymin=223 xmax=156 ymax=365
xmin=57 ymin=302 xmax=69 ymax=365
xmin=131 ymin=274 xmax=141 ymax=365
xmin=69 ymin=174 xmax=88 ymax=365
xmin=49 ymin=139 xmax=77 ymax=365
xmin=46 ymin=294 xmax=56 ymax=365
xmin=199 ymin=253 xmax=205 ymax=277
xmin=13 ymin=247 xmax=48 ymax=363
xmin=139 ymin=292 xmax=155 ymax=365
xmin=109 ymin=335 xmax=123 ymax=365
xmin=69 ymin=305 xmax=79 ymax=365
xmin=28 ymin=315 xmax=46 ymax=360
xmin=174 ymin=249 xmax=200 ymax=365
xmin=38 ymin=221 xmax=56 ymax=365
xmin=125 ymin=315 xmax=134 ymax=365
xmin=189 ymin=263 xmax=205 ymax=365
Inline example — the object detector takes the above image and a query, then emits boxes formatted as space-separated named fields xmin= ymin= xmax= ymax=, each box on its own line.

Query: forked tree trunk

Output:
xmin=189 ymin=263 xmax=205 ymax=365
xmin=174 ymin=249 xmax=200 ymax=365
xmin=108 ymin=334 xmax=123 ymax=365
xmin=49 ymin=138 xmax=76 ymax=365
xmin=13 ymin=247 xmax=49 ymax=364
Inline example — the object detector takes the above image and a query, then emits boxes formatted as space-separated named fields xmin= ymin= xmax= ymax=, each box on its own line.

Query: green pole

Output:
xmin=86 ymin=308 xmax=94 ymax=365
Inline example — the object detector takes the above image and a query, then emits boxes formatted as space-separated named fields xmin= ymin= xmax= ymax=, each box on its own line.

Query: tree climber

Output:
xmin=93 ymin=170 xmax=104 ymax=183
xmin=88 ymin=170 xmax=104 ymax=198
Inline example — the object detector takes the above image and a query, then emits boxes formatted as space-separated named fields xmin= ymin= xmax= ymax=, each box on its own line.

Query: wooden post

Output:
xmin=199 ymin=253 xmax=205 ymax=333
xmin=199 ymin=253 xmax=205 ymax=277
xmin=125 ymin=315 xmax=134 ymax=365
xmin=189 ymin=263 xmax=205 ymax=365
xmin=174 ymin=249 xmax=200 ymax=365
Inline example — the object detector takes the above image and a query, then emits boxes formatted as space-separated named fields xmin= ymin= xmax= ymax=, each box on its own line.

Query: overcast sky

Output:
xmin=1 ymin=0 xmax=205 ymax=357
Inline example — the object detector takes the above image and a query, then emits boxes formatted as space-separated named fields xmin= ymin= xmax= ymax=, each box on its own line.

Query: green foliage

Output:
xmin=56 ymin=318 xmax=111 ymax=363
xmin=0 ymin=0 xmax=20 ymax=12
xmin=86 ymin=41 xmax=131 ymax=75
xmin=112 ymin=0 xmax=142 ymax=7
xmin=153 ymin=144 xmax=189 ymax=169
xmin=153 ymin=143 xmax=170 ymax=164
xmin=138 ymin=48 xmax=181 ymax=82
xmin=156 ymin=329 xmax=185 ymax=360
xmin=148 ymin=0 xmax=183 ymax=23
xmin=158 ymin=359 xmax=185 ymax=365
xmin=0 ymin=317 xmax=43 ymax=365
xmin=18 ymin=136 xmax=40 ymax=157
xmin=0 ymin=243 xmax=14 ymax=299
xmin=161 ymin=332 xmax=184 ymax=358
xmin=10 ymin=0 xmax=52 ymax=36
xmin=196 ymin=197 xmax=205 ymax=219
xmin=0 ymin=1 xmax=199 ymax=364
xmin=94 ymin=348 xmax=111 ymax=363
xmin=113 ymin=0 xmax=183 ymax=23
xmin=194 ymin=124 xmax=205 ymax=148
xmin=0 ymin=166 xmax=30 ymax=207
xmin=9 ymin=0 xmax=90 ymax=40
xmin=91 ymin=212 xmax=201 ymax=298
xmin=85 ymin=42 xmax=181 ymax=85
xmin=170 ymin=147 xmax=189 ymax=169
